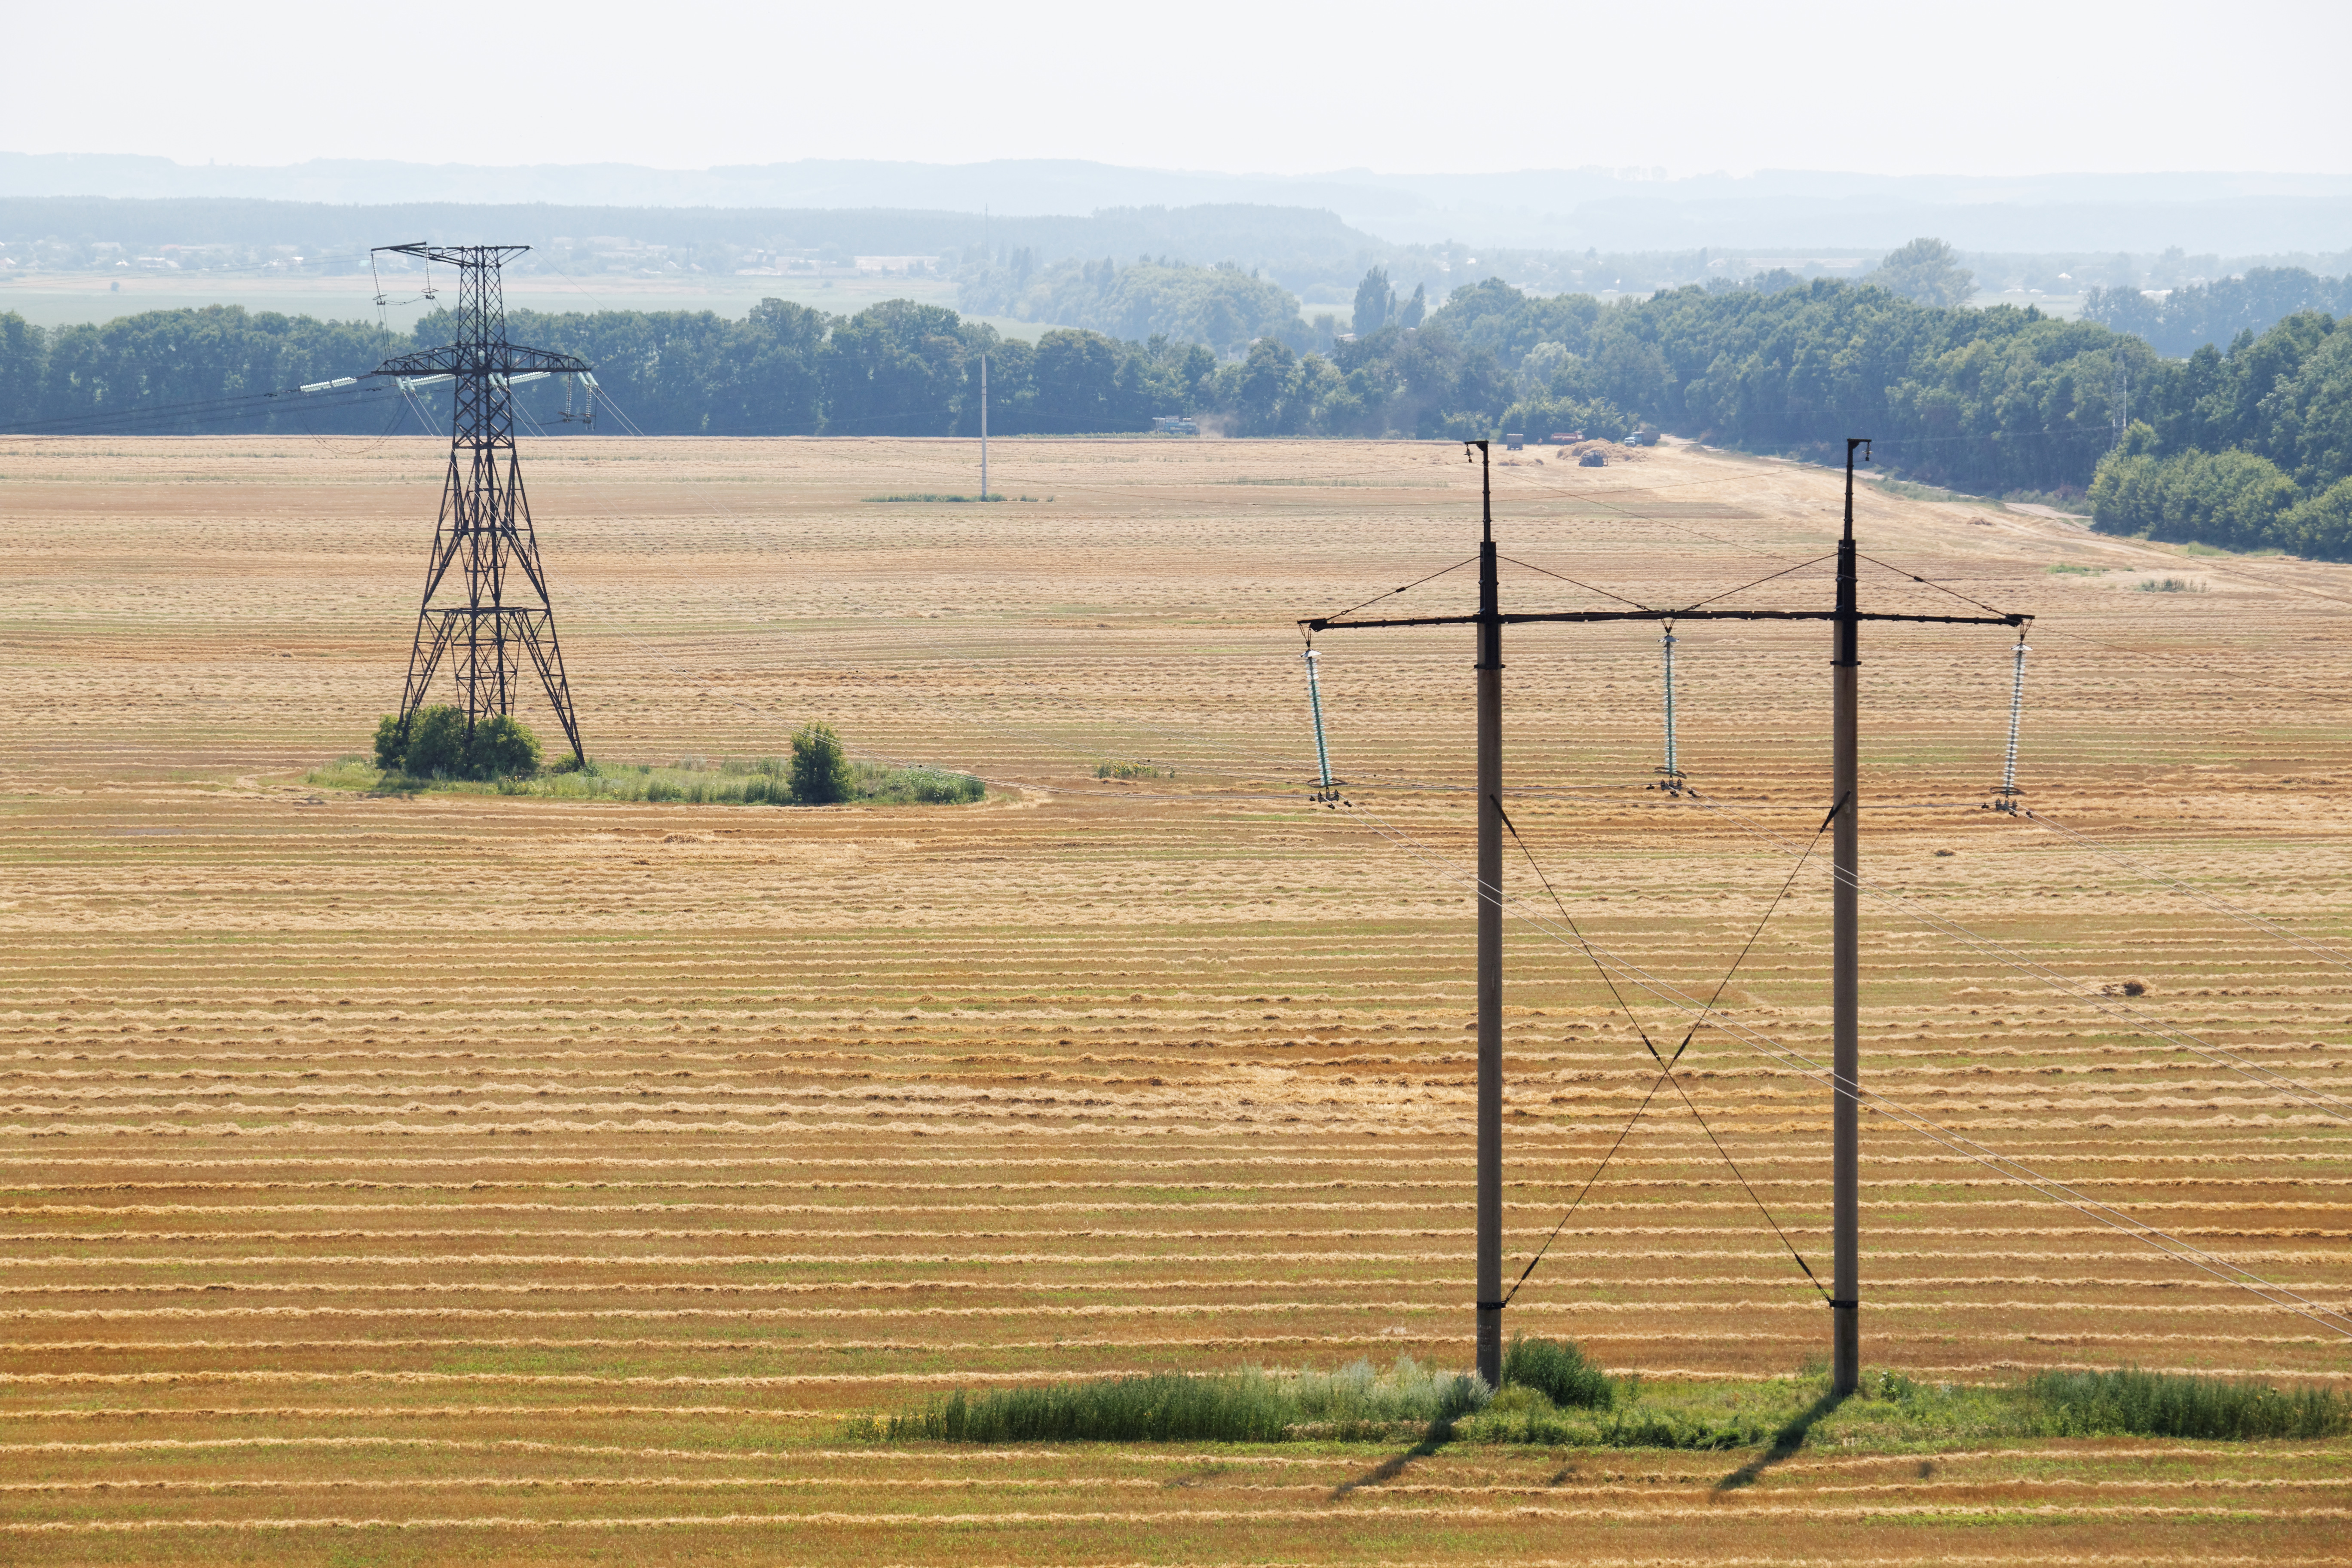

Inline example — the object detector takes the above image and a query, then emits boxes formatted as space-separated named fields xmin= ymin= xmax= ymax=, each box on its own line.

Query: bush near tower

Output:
xmin=373 ymin=706 xmax=544 ymax=780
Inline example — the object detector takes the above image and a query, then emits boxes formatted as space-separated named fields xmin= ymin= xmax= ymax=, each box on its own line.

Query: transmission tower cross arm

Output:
xmin=368 ymin=343 xmax=594 ymax=379
xmin=373 ymin=241 xmax=532 ymax=268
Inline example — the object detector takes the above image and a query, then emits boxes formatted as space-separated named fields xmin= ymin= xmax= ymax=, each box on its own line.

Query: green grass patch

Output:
xmin=2177 ymin=540 xmax=2285 ymax=558
xmin=850 ymin=1357 xmax=1488 ymax=1444
xmin=304 ymin=753 xmax=985 ymax=808
xmin=1094 ymin=760 xmax=1172 ymax=780
xmin=849 ymin=1348 xmax=2350 ymax=1452
xmin=2046 ymin=562 xmax=2107 ymax=576
xmin=2028 ymin=1366 xmax=2349 ymax=1439
xmin=2138 ymin=576 xmax=2209 ymax=593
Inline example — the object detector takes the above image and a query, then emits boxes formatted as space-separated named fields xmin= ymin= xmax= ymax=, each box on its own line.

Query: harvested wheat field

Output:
xmin=1 ymin=432 xmax=2348 ymax=1565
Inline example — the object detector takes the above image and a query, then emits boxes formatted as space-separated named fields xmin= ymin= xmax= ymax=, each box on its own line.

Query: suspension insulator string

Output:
xmin=1990 ymin=632 xmax=2030 ymax=813
xmin=1302 ymin=642 xmax=1339 ymax=803
xmin=1651 ymin=622 xmax=1686 ymax=793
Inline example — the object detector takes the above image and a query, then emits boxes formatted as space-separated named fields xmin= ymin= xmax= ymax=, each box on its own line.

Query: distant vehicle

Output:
xmin=1579 ymin=450 xmax=1607 ymax=467
xmin=1627 ymin=426 xmax=1660 ymax=447
xmin=1151 ymin=416 xmax=1199 ymax=436
xmin=1548 ymin=431 xmax=1583 ymax=444
xmin=1504 ymin=433 xmax=1525 ymax=450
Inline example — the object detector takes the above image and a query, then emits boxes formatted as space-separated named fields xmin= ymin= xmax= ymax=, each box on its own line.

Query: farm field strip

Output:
xmin=1 ymin=435 xmax=2347 ymax=1562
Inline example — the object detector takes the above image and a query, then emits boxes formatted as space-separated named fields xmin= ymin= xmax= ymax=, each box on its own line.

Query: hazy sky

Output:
xmin=16 ymin=0 xmax=2349 ymax=176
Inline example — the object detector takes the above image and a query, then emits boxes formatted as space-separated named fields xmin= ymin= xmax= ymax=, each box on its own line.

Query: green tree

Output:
xmin=1868 ymin=238 xmax=1976 ymax=309
xmin=1029 ymin=328 xmax=1142 ymax=432
xmin=790 ymin=723 xmax=857 ymax=805
xmin=1352 ymin=267 xmax=1394 ymax=336
xmin=1228 ymin=339 xmax=1302 ymax=435
xmin=821 ymin=301 xmax=968 ymax=435
xmin=0 ymin=313 xmax=43 ymax=427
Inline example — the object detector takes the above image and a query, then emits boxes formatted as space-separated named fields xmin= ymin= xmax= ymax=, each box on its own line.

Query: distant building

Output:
xmin=1152 ymin=416 xmax=1199 ymax=436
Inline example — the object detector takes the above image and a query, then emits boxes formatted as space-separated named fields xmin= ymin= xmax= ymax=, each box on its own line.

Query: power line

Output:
xmin=1676 ymin=788 xmax=2352 ymax=1124
xmin=1316 ymin=791 xmax=2352 ymax=1342
xmin=2018 ymin=807 xmax=2352 ymax=976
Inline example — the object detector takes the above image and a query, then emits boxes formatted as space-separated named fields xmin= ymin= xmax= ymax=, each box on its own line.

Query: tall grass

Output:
xmin=1504 ymin=1335 xmax=1615 ymax=1409
xmin=2027 ymin=1366 xmax=2347 ymax=1439
xmin=863 ymin=1358 xmax=1488 ymax=1444
xmin=306 ymin=753 xmax=984 ymax=808
xmin=855 ymin=1356 xmax=2348 ymax=1450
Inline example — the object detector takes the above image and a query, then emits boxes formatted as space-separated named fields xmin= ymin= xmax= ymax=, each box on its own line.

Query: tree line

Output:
xmin=2082 ymin=268 xmax=2352 ymax=358
xmin=0 ymin=299 xmax=1213 ymax=438
xmin=4 ymin=272 xmax=2346 ymax=558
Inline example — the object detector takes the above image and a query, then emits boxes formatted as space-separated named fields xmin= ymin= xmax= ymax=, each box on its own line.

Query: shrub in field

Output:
xmin=2028 ymin=1367 xmax=2347 ymax=1439
xmin=373 ymin=706 xmax=543 ymax=780
xmin=790 ymin=723 xmax=857 ymax=804
xmin=397 ymin=706 xmax=469 ymax=776
xmin=1503 ymin=1335 xmax=1616 ymax=1409
xmin=467 ymin=714 xmax=542 ymax=778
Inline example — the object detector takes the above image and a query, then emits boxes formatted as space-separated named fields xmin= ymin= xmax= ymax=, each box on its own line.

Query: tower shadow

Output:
xmin=1712 ymin=1388 xmax=1847 ymax=1492
xmin=1328 ymin=1418 xmax=1455 ymax=1500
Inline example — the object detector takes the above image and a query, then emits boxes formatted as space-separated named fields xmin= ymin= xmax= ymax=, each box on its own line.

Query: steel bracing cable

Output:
xmin=1486 ymin=804 xmax=1834 ymax=1307
xmin=1315 ymin=554 xmax=1481 ymax=626
xmin=1671 ymin=553 xmax=1838 ymax=613
xmin=1313 ymin=791 xmax=2352 ymax=1341
xmin=1493 ymin=554 xmax=1653 ymax=610
xmin=1494 ymin=795 xmax=1836 ymax=1305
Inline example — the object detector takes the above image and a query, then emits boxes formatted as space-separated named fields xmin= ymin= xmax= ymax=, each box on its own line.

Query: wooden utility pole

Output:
xmin=1301 ymin=438 xmax=2024 ymax=1390
xmin=980 ymin=354 xmax=989 ymax=500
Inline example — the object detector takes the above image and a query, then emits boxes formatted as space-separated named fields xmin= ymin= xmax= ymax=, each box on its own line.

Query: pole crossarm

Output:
xmin=370 ymin=344 xmax=594 ymax=380
xmin=1303 ymin=608 xmax=2029 ymax=633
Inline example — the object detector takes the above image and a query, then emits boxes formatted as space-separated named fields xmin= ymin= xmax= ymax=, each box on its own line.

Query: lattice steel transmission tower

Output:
xmin=368 ymin=243 xmax=591 ymax=763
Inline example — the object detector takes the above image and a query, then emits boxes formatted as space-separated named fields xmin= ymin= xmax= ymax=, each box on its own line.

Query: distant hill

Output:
xmin=5 ymin=153 xmax=2351 ymax=253
xmin=0 ymin=195 xmax=1387 ymax=296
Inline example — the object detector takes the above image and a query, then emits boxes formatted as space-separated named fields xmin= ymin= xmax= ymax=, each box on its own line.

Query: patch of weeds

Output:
xmin=1503 ymin=1335 xmax=1615 ymax=1408
xmin=1095 ymin=760 xmax=1171 ymax=780
xmin=2026 ymin=1366 xmax=2347 ymax=1439
xmin=855 ymin=1358 xmax=1486 ymax=1445
xmin=2177 ymin=541 xmax=2284 ymax=558
xmin=2138 ymin=576 xmax=2208 ymax=593
xmin=2046 ymin=563 xmax=2107 ymax=576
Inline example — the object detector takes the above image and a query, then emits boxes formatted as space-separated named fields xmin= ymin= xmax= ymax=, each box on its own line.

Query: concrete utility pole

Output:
xmin=1299 ymin=436 xmax=2023 ymax=1393
xmin=1832 ymin=438 xmax=1865 ymax=1397
xmin=1473 ymin=440 xmax=1504 ymax=1390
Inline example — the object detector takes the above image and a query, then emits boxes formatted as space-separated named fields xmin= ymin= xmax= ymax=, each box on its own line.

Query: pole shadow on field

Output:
xmin=1712 ymin=1389 xmax=1847 ymax=1492
xmin=1328 ymin=1418 xmax=1455 ymax=1500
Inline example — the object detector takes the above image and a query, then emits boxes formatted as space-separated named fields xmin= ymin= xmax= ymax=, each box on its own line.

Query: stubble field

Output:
xmin=1 ymin=432 xmax=2347 ymax=1565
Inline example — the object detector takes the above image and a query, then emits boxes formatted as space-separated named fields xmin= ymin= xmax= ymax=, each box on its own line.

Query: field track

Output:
xmin=1 ymin=433 xmax=2347 ymax=1564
